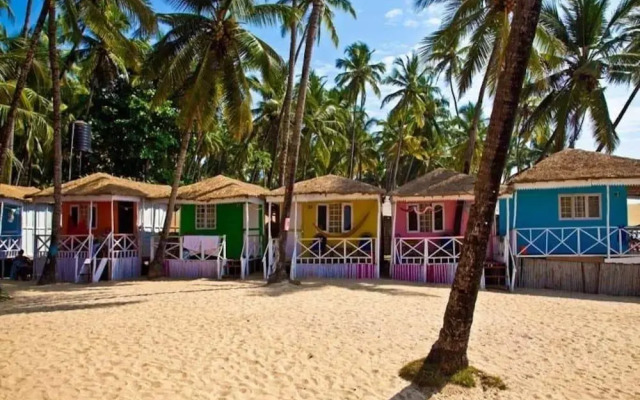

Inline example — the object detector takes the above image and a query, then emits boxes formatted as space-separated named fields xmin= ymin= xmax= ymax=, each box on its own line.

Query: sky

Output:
xmin=3 ymin=0 xmax=639 ymax=158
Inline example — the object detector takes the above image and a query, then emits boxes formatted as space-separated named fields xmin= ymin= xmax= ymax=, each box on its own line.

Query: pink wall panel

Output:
xmin=394 ymin=200 xmax=472 ymax=238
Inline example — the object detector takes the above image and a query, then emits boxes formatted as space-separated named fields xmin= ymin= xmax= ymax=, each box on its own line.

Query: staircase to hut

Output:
xmin=483 ymin=261 xmax=508 ymax=289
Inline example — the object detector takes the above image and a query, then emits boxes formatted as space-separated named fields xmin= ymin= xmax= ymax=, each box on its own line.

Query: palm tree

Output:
xmin=0 ymin=2 xmax=48 ymax=180
xmin=335 ymin=41 xmax=385 ymax=178
xmin=275 ymin=0 xmax=355 ymax=186
xmin=417 ymin=0 xmax=519 ymax=174
xmin=39 ymin=0 xmax=63 ymax=285
xmin=419 ymin=0 xmax=542 ymax=377
xmin=526 ymin=0 xmax=640 ymax=156
xmin=270 ymin=0 xmax=325 ymax=283
xmin=423 ymin=29 xmax=465 ymax=117
xmin=147 ymin=0 xmax=284 ymax=274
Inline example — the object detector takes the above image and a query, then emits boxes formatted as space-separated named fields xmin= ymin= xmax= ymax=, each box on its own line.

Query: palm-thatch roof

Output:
xmin=270 ymin=175 xmax=384 ymax=197
xmin=31 ymin=173 xmax=171 ymax=199
xmin=391 ymin=169 xmax=475 ymax=198
xmin=511 ymin=149 xmax=640 ymax=184
xmin=171 ymin=175 xmax=268 ymax=202
xmin=0 ymin=184 xmax=40 ymax=201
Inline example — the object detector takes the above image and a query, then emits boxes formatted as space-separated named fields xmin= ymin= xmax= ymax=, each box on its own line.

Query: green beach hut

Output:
xmin=152 ymin=176 xmax=268 ymax=279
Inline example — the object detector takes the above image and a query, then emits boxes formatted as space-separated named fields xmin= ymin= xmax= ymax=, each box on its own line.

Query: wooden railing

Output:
xmin=393 ymin=237 xmax=464 ymax=265
xmin=150 ymin=235 xmax=226 ymax=261
xmin=514 ymin=226 xmax=640 ymax=257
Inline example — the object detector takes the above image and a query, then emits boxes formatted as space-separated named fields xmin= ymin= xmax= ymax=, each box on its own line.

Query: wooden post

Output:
xmin=505 ymin=196 xmax=512 ymax=291
xmin=110 ymin=199 xmax=114 ymax=279
xmin=376 ymin=196 xmax=382 ymax=279
xmin=390 ymin=198 xmax=397 ymax=278
xmin=243 ymin=202 xmax=249 ymax=279
xmin=606 ymin=185 xmax=611 ymax=259
xmin=0 ymin=201 xmax=4 ymax=237
xmin=292 ymin=198 xmax=298 ymax=279
xmin=88 ymin=200 xmax=94 ymax=265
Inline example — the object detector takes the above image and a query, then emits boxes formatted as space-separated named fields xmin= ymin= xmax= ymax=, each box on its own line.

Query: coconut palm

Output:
xmin=147 ymin=0 xmax=285 ymax=274
xmin=420 ymin=0 xmax=542 ymax=376
xmin=523 ymin=0 xmax=640 ymax=156
xmin=270 ymin=0 xmax=324 ymax=283
xmin=39 ymin=0 xmax=63 ymax=285
xmin=335 ymin=41 xmax=385 ymax=178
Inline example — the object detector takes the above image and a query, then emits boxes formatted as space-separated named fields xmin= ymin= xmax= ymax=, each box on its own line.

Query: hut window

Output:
xmin=407 ymin=206 xmax=419 ymax=232
xmin=196 ymin=204 xmax=216 ymax=229
xmin=342 ymin=204 xmax=352 ymax=231
xmin=433 ymin=205 xmax=444 ymax=231
xmin=328 ymin=204 xmax=342 ymax=233
xmin=317 ymin=205 xmax=328 ymax=230
xmin=559 ymin=195 xmax=601 ymax=220
xmin=408 ymin=203 xmax=444 ymax=233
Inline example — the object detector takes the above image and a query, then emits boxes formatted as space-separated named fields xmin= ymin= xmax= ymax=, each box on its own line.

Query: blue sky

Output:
xmin=3 ymin=0 xmax=639 ymax=158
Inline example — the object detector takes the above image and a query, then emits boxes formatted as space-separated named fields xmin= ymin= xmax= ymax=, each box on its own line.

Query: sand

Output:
xmin=1 ymin=279 xmax=639 ymax=400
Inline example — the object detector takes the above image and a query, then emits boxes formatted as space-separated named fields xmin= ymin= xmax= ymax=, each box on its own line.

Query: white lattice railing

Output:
xmin=150 ymin=235 xmax=226 ymax=261
xmin=111 ymin=234 xmax=139 ymax=259
xmin=295 ymin=237 xmax=376 ymax=265
xmin=393 ymin=237 xmax=464 ymax=265
xmin=514 ymin=226 xmax=640 ymax=257
xmin=0 ymin=235 xmax=22 ymax=259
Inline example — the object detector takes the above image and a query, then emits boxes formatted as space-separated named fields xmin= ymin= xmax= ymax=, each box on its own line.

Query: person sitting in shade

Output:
xmin=11 ymin=250 xmax=32 ymax=281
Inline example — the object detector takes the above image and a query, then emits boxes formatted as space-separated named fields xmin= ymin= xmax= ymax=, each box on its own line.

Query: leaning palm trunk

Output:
xmin=0 ymin=2 xmax=48 ymax=180
xmin=420 ymin=0 xmax=542 ymax=375
xmin=149 ymin=129 xmax=193 ymax=277
xmin=269 ymin=0 xmax=324 ymax=283
xmin=39 ymin=0 xmax=62 ymax=285
xmin=276 ymin=0 xmax=298 ymax=187
xmin=595 ymin=80 xmax=640 ymax=152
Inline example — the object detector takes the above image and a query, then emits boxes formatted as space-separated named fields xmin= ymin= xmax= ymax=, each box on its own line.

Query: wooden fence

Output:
xmin=518 ymin=259 xmax=640 ymax=296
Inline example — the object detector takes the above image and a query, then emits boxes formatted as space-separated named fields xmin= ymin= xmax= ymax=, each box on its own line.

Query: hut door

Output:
xmin=117 ymin=202 xmax=135 ymax=234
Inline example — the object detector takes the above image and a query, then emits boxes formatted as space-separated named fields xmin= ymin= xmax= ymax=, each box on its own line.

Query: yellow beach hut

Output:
xmin=265 ymin=175 xmax=384 ymax=280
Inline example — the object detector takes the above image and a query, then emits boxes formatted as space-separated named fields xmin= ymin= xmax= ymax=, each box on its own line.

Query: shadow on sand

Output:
xmin=0 ymin=299 xmax=145 ymax=316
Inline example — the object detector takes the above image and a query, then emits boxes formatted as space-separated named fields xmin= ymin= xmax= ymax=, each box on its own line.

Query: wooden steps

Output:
xmin=484 ymin=262 xmax=507 ymax=288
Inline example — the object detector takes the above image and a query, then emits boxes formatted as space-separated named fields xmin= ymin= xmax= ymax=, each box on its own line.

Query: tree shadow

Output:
xmin=251 ymin=279 xmax=443 ymax=298
xmin=387 ymin=384 xmax=439 ymax=400
xmin=509 ymin=287 xmax=640 ymax=304
xmin=0 ymin=299 xmax=145 ymax=316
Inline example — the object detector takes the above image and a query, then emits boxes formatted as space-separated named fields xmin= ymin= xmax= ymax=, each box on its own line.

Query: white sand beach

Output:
xmin=1 ymin=279 xmax=639 ymax=400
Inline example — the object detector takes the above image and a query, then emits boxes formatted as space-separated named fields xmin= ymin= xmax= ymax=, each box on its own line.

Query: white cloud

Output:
xmin=404 ymin=19 xmax=419 ymax=28
xmin=425 ymin=17 xmax=442 ymax=26
xmin=385 ymin=8 xmax=403 ymax=19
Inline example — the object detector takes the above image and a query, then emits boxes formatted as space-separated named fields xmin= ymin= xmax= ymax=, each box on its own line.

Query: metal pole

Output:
xmin=68 ymin=123 xmax=75 ymax=181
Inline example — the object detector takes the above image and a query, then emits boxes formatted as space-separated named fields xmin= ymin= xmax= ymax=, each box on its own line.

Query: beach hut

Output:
xmin=30 ymin=173 xmax=171 ymax=282
xmin=151 ymin=175 xmax=268 ymax=280
xmin=0 ymin=184 xmax=48 ymax=278
xmin=500 ymin=149 xmax=640 ymax=270
xmin=389 ymin=169 xmax=499 ymax=286
xmin=265 ymin=175 xmax=384 ymax=280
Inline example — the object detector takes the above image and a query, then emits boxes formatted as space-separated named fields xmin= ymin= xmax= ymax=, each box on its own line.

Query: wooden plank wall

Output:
xmin=518 ymin=259 xmax=640 ymax=296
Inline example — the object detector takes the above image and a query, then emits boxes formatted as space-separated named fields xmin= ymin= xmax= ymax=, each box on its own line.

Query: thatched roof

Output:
xmin=391 ymin=169 xmax=475 ymax=198
xmin=270 ymin=175 xmax=384 ymax=197
xmin=511 ymin=149 xmax=640 ymax=184
xmin=31 ymin=173 xmax=170 ymax=199
xmin=0 ymin=184 xmax=39 ymax=201
xmin=172 ymin=175 xmax=268 ymax=202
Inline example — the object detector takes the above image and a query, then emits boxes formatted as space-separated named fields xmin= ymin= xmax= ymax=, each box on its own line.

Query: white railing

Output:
xmin=393 ymin=237 xmax=464 ymax=266
xmin=514 ymin=226 xmax=640 ymax=257
xmin=0 ymin=235 xmax=22 ymax=259
xmin=150 ymin=235 xmax=226 ymax=279
xmin=295 ymin=237 xmax=376 ymax=265
xmin=111 ymin=234 xmax=139 ymax=259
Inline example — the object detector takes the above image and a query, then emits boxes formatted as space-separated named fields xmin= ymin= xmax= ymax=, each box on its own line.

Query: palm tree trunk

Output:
xmin=348 ymin=96 xmax=362 ymax=179
xmin=449 ymin=77 xmax=459 ymax=118
xmin=0 ymin=2 xmax=48 ymax=180
xmin=421 ymin=0 xmax=541 ymax=375
xmin=270 ymin=0 xmax=323 ymax=284
xmin=21 ymin=0 xmax=33 ymax=37
xmin=276 ymin=0 xmax=298 ymax=187
xmin=149 ymin=129 xmax=193 ymax=277
xmin=595 ymin=80 xmax=640 ymax=152
xmin=392 ymin=135 xmax=403 ymax=190
xmin=461 ymin=41 xmax=498 ymax=175
xmin=39 ymin=0 xmax=62 ymax=285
